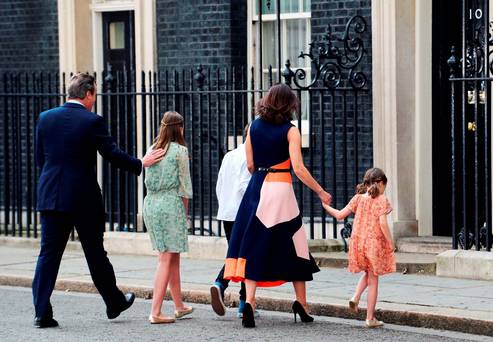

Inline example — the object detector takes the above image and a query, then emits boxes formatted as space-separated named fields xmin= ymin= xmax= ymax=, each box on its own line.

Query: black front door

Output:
xmin=102 ymin=11 xmax=135 ymax=72
xmin=433 ymin=0 xmax=492 ymax=250
xmin=101 ymin=11 xmax=137 ymax=231
xmin=432 ymin=0 xmax=463 ymax=236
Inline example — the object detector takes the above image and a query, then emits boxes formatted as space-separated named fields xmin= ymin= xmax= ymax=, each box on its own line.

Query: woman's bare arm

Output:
xmin=288 ymin=127 xmax=331 ymax=204
xmin=245 ymin=128 xmax=254 ymax=174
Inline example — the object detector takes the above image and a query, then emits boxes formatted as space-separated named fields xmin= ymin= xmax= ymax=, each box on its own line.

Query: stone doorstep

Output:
xmin=0 ymin=235 xmax=82 ymax=252
xmin=102 ymin=232 xmax=344 ymax=258
xmin=0 ymin=234 xmax=344 ymax=260
xmin=396 ymin=236 xmax=453 ymax=255
xmin=437 ymin=250 xmax=493 ymax=281
xmin=0 ymin=274 xmax=491 ymax=337
xmin=312 ymin=252 xmax=437 ymax=275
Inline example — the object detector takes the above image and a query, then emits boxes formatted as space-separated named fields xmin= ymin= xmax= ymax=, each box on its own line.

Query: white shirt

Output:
xmin=216 ymin=144 xmax=251 ymax=221
xmin=66 ymin=99 xmax=85 ymax=106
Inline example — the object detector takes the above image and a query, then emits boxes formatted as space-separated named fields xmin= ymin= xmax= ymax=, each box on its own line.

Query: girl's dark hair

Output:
xmin=154 ymin=111 xmax=186 ymax=151
xmin=356 ymin=167 xmax=388 ymax=198
xmin=256 ymin=83 xmax=299 ymax=124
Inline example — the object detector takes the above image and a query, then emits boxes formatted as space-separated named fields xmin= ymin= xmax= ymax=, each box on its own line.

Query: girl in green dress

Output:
xmin=143 ymin=111 xmax=193 ymax=324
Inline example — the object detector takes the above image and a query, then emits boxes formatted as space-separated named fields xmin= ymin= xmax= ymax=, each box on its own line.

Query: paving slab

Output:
xmin=0 ymin=244 xmax=492 ymax=336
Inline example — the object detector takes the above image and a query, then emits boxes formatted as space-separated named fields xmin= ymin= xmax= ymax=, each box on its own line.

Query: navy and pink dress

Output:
xmin=224 ymin=118 xmax=320 ymax=287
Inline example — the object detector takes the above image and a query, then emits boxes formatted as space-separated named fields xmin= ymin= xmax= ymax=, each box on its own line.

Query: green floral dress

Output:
xmin=143 ymin=142 xmax=193 ymax=252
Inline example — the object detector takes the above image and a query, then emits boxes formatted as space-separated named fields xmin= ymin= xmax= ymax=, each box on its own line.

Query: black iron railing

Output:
xmin=0 ymin=16 xmax=372 ymax=241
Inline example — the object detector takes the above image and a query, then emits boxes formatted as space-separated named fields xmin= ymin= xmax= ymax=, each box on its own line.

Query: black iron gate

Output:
xmin=448 ymin=0 xmax=492 ymax=251
xmin=138 ymin=14 xmax=372 ymax=240
xmin=0 ymin=15 xmax=371 ymax=240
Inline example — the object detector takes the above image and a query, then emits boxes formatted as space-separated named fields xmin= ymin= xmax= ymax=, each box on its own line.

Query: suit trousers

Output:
xmin=32 ymin=210 xmax=126 ymax=319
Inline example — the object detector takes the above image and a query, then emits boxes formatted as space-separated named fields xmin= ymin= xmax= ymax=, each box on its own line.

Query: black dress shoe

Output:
xmin=107 ymin=293 xmax=135 ymax=319
xmin=34 ymin=317 xmax=59 ymax=328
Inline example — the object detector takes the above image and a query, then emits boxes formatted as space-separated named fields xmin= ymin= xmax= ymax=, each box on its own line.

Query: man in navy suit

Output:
xmin=32 ymin=73 xmax=165 ymax=328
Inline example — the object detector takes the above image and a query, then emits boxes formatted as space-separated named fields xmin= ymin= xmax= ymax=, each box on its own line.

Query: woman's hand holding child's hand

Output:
xmin=318 ymin=189 xmax=332 ymax=205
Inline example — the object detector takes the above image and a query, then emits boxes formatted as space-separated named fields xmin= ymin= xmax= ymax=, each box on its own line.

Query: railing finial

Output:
xmin=104 ymin=63 xmax=114 ymax=91
xmin=447 ymin=46 xmax=459 ymax=78
xmin=194 ymin=65 xmax=205 ymax=90
xmin=281 ymin=59 xmax=294 ymax=87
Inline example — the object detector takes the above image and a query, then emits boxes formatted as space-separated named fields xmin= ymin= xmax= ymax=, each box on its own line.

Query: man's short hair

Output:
xmin=67 ymin=73 xmax=96 ymax=99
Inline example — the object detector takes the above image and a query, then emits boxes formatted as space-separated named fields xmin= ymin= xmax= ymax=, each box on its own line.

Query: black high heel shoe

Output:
xmin=292 ymin=300 xmax=314 ymax=323
xmin=242 ymin=303 xmax=255 ymax=328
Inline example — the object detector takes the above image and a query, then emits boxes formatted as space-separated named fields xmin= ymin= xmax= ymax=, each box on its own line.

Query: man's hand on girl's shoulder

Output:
xmin=142 ymin=148 xmax=166 ymax=168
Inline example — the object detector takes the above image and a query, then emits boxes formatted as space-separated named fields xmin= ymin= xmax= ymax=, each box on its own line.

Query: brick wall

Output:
xmin=155 ymin=0 xmax=247 ymax=71
xmin=0 ymin=0 xmax=373 ymax=235
xmin=0 ymin=1 xmax=59 ymax=215
xmin=0 ymin=0 xmax=59 ymax=72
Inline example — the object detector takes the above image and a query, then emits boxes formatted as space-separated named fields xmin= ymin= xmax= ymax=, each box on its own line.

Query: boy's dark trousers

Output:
xmin=215 ymin=221 xmax=246 ymax=300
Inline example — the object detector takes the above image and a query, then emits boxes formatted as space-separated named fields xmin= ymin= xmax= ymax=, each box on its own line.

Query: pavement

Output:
xmin=0 ymin=244 xmax=492 ymax=337
xmin=312 ymin=251 xmax=437 ymax=274
xmin=1 ymin=286 xmax=491 ymax=342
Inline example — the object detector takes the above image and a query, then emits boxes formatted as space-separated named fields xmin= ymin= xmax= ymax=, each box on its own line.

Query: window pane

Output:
xmin=286 ymin=19 xmax=309 ymax=68
xmin=261 ymin=21 xmax=278 ymax=69
xmin=254 ymin=0 xmax=310 ymax=15
xmin=109 ymin=22 xmax=125 ymax=49
xmin=255 ymin=0 xmax=275 ymax=15
xmin=303 ymin=0 xmax=311 ymax=12
xmin=300 ymin=91 xmax=309 ymax=120
xmin=281 ymin=0 xmax=299 ymax=13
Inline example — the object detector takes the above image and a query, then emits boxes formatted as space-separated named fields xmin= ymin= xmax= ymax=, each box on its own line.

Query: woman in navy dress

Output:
xmin=224 ymin=84 xmax=332 ymax=328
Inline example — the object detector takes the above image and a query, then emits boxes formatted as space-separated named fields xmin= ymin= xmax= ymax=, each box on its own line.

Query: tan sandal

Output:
xmin=148 ymin=314 xmax=175 ymax=324
xmin=349 ymin=297 xmax=359 ymax=313
xmin=175 ymin=306 xmax=194 ymax=319
xmin=365 ymin=318 xmax=384 ymax=328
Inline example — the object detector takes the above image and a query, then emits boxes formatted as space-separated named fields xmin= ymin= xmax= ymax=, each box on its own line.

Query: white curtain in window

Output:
xmin=262 ymin=21 xmax=278 ymax=69
xmin=286 ymin=19 xmax=309 ymax=68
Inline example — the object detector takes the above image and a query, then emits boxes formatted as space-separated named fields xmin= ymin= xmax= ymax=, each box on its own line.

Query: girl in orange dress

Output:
xmin=323 ymin=168 xmax=395 ymax=328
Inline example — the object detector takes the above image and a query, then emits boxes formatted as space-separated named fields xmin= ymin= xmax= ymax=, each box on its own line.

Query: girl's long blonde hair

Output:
xmin=153 ymin=111 xmax=186 ymax=151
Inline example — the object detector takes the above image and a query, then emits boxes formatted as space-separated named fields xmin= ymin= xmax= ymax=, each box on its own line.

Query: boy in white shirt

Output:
xmin=210 ymin=124 xmax=251 ymax=318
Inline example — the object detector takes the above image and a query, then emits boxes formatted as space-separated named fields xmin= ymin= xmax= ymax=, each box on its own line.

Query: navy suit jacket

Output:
xmin=35 ymin=102 xmax=142 ymax=213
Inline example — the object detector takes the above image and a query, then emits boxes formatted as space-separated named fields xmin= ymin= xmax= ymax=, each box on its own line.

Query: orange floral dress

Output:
xmin=345 ymin=194 xmax=396 ymax=276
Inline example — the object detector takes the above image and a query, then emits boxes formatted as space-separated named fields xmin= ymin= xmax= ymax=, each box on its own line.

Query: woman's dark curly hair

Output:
xmin=256 ymin=83 xmax=299 ymax=124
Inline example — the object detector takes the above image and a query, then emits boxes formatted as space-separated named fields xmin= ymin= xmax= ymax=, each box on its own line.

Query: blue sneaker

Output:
xmin=210 ymin=282 xmax=226 ymax=316
xmin=237 ymin=299 xmax=246 ymax=318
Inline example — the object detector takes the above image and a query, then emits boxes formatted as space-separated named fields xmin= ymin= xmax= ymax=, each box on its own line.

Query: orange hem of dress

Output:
xmin=224 ymin=258 xmax=286 ymax=287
